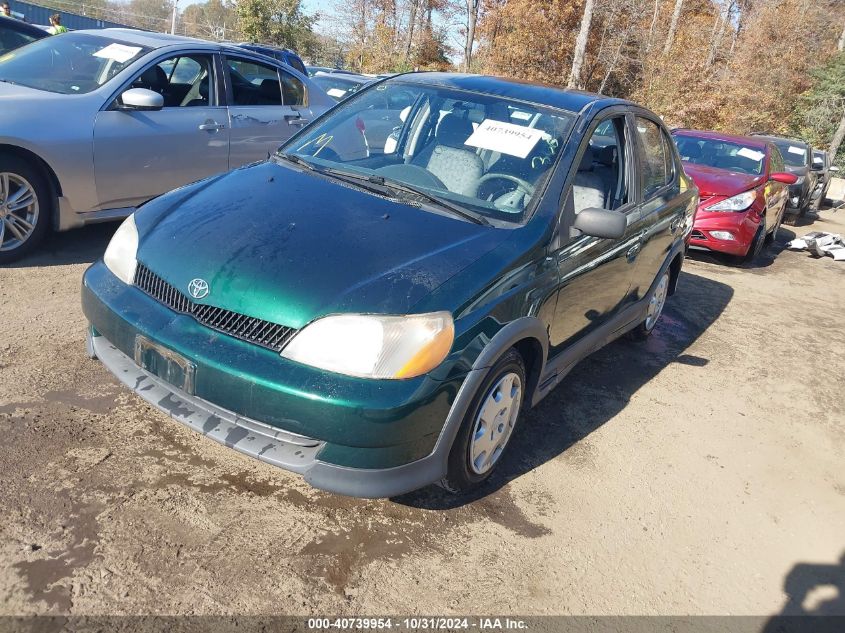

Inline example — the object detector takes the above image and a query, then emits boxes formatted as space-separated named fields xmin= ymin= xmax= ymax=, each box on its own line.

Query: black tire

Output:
xmin=764 ymin=213 xmax=782 ymax=244
xmin=742 ymin=225 xmax=765 ymax=263
xmin=629 ymin=270 xmax=670 ymax=340
xmin=0 ymin=154 xmax=52 ymax=264
xmin=440 ymin=348 xmax=526 ymax=494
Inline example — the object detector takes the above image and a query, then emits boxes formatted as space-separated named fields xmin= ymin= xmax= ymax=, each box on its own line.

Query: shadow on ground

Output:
xmin=396 ymin=269 xmax=733 ymax=510
xmin=1 ymin=223 xmax=117 ymax=269
xmin=761 ymin=552 xmax=845 ymax=631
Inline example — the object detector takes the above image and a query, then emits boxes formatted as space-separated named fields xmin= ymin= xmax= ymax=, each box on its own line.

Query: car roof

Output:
xmin=313 ymin=72 xmax=370 ymax=84
xmin=0 ymin=14 xmax=48 ymax=37
xmin=673 ymin=128 xmax=768 ymax=149
xmin=389 ymin=72 xmax=631 ymax=113
xmin=750 ymin=133 xmax=809 ymax=147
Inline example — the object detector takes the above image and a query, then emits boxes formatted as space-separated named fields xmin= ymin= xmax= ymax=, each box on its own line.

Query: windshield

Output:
xmin=313 ymin=74 xmax=366 ymax=102
xmin=772 ymin=140 xmax=808 ymax=168
xmin=0 ymin=33 xmax=149 ymax=94
xmin=278 ymin=80 xmax=575 ymax=225
xmin=674 ymin=135 xmax=766 ymax=175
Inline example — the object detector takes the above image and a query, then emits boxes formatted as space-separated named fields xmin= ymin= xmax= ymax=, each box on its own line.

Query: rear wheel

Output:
xmin=440 ymin=348 xmax=525 ymax=494
xmin=0 ymin=156 xmax=51 ymax=264
xmin=629 ymin=271 xmax=670 ymax=340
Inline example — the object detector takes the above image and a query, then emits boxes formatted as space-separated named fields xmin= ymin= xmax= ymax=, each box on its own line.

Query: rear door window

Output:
xmin=225 ymin=57 xmax=282 ymax=106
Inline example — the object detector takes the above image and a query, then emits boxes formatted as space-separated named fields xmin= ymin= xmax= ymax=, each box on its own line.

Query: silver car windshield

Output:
xmin=279 ymin=80 xmax=575 ymax=225
xmin=0 ymin=33 xmax=150 ymax=95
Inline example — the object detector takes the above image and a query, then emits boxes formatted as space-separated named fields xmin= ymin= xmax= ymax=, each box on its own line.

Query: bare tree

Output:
xmin=463 ymin=0 xmax=480 ymax=71
xmin=662 ymin=0 xmax=684 ymax=55
xmin=838 ymin=21 xmax=845 ymax=51
xmin=706 ymin=0 xmax=734 ymax=67
xmin=831 ymin=106 xmax=845 ymax=159
xmin=568 ymin=0 xmax=595 ymax=89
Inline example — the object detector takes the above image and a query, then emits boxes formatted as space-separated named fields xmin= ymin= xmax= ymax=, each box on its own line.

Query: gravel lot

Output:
xmin=1 ymin=209 xmax=843 ymax=616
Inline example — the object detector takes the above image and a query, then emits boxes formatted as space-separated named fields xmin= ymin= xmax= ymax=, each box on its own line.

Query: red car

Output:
xmin=672 ymin=129 xmax=797 ymax=262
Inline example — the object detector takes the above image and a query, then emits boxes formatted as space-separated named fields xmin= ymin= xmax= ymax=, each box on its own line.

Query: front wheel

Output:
xmin=764 ymin=214 xmax=782 ymax=244
xmin=0 ymin=156 xmax=51 ymax=264
xmin=629 ymin=271 xmax=670 ymax=340
xmin=742 ymin=225 xmax=765 ymax=263
xmin=440 ymin=348 xmax=526 ymax=494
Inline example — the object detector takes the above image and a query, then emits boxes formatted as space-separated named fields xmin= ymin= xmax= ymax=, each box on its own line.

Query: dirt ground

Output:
xmin=1 ymin=208 xmax=843 ymax=617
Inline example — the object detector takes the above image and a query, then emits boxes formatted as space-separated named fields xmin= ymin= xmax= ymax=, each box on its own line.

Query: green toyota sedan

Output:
xmin=82 ymin=73 xmax=697 ymax=497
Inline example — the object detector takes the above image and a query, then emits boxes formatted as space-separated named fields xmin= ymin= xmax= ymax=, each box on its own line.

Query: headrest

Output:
xmin=260 ymin=78 xmax=281 ymax=100
xmin=436 ymin=114 xmax=473 ymax=148
xmin=595 ymin=144 xmax=617 ymax=166
xmin=578 ymin=147 xmax=594 ymax=171
xmin=140 ymin=65 xmax=166 ymax=89
xmin=682 ymin=143 xmax=701 ymax=159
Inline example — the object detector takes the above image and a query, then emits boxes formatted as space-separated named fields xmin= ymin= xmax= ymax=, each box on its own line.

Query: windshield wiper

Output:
xmin=276 ymin=155 xmax=490 ymax=227
xmin=276 ymin=153 xmax=317 ymax=171
xmin=370 ymin=175 xmax=491 ymax=226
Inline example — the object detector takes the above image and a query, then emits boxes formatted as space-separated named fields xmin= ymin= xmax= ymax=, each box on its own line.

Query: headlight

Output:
xmin=793 ymin=176 xmax=805 ymax=185
xmin=281 ymin=312 xmax=454 ymax=379
xmin=706 ymin=190 xmax=757 ymax=212
xmin=103 ymin=214 xmax=138 ymax=284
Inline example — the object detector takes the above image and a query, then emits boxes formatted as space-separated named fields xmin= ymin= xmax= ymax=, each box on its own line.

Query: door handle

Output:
xmin=285 ymin=113 xmax=308 ymax=126
xmin=199 ymin=121 xmax=225 ymax=131
xmin=669 ymin=214 xmax=684 ymax=233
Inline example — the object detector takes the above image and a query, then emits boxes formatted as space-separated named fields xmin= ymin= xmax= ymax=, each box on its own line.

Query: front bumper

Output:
xmin=82 ymin=261 xmax=466 ymax=497
xmin=688 ymin=209 xmax=758 ymax=256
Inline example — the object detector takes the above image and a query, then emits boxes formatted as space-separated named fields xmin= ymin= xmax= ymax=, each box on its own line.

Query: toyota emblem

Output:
xmin=188 ymin=278 xmax=209 ymax=300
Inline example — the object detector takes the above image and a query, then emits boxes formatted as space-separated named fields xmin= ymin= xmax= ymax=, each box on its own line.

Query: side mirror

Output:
xmin=573 ymin=208 xmax=627 ymax=239
xmin=770 ymin=172 xmax=798 ymax=185
xmin=119 ymin=88 xmax=164 ymax=111
xmin=830 ymin=166 xmax=839 ymax=173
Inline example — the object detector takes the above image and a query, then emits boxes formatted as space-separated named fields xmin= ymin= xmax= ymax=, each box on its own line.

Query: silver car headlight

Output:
xmin=103 ymin=214 xmax=138 ymax=284
xmin=793 ymin=176 xmax=805 ymax=185
xmin=706 ymin=190 xmax=757 ymax=212
xmin=281 ymin=312 xmax=454 ymax=379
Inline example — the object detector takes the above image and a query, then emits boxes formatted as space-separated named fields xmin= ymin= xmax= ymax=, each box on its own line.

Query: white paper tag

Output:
xmin=787 ymin=145 xmax=806 ymax=157
xmin=465 ymin=119 xmax=544 ymax=158
xmin=326 ymin=88 xmax=346 ymax=98
xmin=737 ymin=147 xmax=765 ymax=162
xmin=93 ymin=43 xmax=142 ymax=64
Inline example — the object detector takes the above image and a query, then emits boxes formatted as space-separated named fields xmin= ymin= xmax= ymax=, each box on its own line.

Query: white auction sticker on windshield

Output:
xmin=737 ymin=148 xmax=765 ymax=162
xmin=94 ymin=43 xmax=142 ymax=63
xmin=465 ymin=119 xmax=544 ymax=158
xmin=787 ymin=145 xmax=806 ymax=156
xmin=326 ymin=88 xmax=346 ymax=98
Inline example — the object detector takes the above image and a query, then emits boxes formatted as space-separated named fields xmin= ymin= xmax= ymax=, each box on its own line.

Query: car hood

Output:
xmin=135 ymin=161 xmax=510 ymax=329
xmin=682 ymin=162 xmax=765 ymax=198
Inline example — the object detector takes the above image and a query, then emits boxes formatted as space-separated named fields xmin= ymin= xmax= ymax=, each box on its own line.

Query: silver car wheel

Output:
xmin=469 ymin=372 xmax=523 ymax=475
xmin=0 ymin=172 xmax=39 ymax=252
xmin=645 ymin=272 xmax=670 ymax=331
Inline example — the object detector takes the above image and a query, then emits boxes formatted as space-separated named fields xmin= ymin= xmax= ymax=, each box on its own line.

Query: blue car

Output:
xmin=237 ymin=43 xmax=306 ymax=76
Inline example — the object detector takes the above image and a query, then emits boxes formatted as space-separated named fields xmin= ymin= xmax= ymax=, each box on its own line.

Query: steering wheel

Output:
xmin=476 ymin=173 xmax=535 ymax=198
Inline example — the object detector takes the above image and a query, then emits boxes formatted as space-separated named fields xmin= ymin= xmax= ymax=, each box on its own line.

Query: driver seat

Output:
xmin=411 ymin=114 xmax=483 ymax=196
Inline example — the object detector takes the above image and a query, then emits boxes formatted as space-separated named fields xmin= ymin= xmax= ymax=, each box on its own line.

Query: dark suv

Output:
xmin=83 ymin=74 xmax=698 ymax=497
xmin=751 ymin=134 xmax=817 ymax=219
xmin=237 ymin=43 xmax=306 ymax=75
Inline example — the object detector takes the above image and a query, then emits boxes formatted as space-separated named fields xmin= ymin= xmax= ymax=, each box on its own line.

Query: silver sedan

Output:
xmin=0 ymin=29 xmax=334 ymax=262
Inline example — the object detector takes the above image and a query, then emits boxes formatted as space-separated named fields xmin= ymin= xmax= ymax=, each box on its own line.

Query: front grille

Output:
xmin=134 ymin=264 xmax=298 ymax=353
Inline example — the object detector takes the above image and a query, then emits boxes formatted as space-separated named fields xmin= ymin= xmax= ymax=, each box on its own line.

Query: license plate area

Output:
xmin=134 ymin=335 xmax=196 ymax=395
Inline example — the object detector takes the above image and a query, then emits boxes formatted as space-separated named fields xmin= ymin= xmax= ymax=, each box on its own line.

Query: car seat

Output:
xmin=572 ymin=147 xmax=606 ymax=211
xmin=411 ymin=113 xmax=484 ymax=196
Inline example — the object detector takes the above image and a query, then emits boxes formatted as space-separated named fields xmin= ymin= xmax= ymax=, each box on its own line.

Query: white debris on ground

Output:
xmin=788 ymin=231 xmax=845 ymax=261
